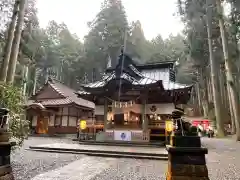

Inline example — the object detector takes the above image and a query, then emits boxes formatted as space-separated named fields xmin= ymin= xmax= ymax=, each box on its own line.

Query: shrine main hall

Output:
xmin=77 ymin=52 xmax=192 ymax=142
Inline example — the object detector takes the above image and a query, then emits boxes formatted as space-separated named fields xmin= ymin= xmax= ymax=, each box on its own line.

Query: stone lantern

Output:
xmin=0 ymin=108 xmax=14 ymax=180
xmin=166 ymin=108 xmax=210 ymax=180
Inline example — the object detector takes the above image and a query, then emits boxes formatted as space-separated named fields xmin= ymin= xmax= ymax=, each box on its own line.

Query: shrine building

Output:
xmin=77 ymin=52 xmax=192 ymax=142
xmin=26 ymin=78 xmax=94 ymax=135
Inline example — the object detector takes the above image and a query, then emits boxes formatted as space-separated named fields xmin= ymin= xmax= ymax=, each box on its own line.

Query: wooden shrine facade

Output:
xmin=77 ymin=52 xmax=192 ymax=142
xmin=25 ymin=78 xmax=95 ymax=135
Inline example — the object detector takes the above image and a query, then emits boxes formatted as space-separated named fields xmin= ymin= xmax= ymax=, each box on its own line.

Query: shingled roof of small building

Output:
xmin=27 ymin=78 xmax=95 ymax=109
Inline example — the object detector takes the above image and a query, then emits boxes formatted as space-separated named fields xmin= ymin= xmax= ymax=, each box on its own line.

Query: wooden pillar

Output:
xmin=141 ymin=98 xmax=147 ymax=131
xmin=103 ymin=98 xmax=108 ymax=131
xmin=67 ymin=107 xmax=69 ymax=127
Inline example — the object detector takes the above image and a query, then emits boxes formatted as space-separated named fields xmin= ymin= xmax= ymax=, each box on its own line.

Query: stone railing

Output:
xmin=131 ymin=130 xmax=150 ymax=142
xmin=142 ymin=130 xmax=150 ymax=142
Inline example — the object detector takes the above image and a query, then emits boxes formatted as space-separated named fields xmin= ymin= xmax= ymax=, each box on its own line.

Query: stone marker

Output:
xmin=0 ymin=108 xmax=14 ymax=180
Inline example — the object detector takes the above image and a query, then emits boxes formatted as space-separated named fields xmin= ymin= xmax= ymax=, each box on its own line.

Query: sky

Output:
xmin=36 ymin=0 xmax=184 ymax=41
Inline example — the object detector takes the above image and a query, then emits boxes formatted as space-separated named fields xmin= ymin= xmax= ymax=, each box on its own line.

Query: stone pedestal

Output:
xmin=166 ymin=136 xmax=209 ymax=180
xmin=0 ymin=108 xmax=14 ymax=180
xmin=0 ymin=133 xmax=14 ymax=180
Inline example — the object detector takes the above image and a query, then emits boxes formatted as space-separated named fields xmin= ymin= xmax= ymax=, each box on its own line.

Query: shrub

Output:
xmin=0 ymin=83 xmax=29 ymax=148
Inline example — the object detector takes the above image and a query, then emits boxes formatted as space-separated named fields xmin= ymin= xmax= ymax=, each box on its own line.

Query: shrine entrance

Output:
xmin=107 ymin=101 xmax=141 ymax=130
xmin=36 ymin=115 xmax=49 ymax=134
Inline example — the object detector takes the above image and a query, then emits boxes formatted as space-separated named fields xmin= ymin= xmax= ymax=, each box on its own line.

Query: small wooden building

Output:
xmin=26 ymin=78 xmax=95 ymax=135
xmin=77 ymin=52 xmax=192 ymax=142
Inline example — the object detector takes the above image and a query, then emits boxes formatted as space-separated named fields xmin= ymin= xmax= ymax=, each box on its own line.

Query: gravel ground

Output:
xmin=11 ymin=137 xmax=83 ymax=180
xmin=92 ymin=158 xmax=167 ymax=180
xmin=203 ymin=137 xmax=240 ymax=180
xmin=92 ymin=138 xmax=240 ymax=180
xmin=11 ymin=137 xmax=240 ymax=180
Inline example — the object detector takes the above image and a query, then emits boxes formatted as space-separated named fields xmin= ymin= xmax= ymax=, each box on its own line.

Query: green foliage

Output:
xmin=85 ymin=0 xmax=128 ymax=70
xmin=0 ymin=83 xmax=29 ymax=147
xmin=1 ymin=0 xmax=201 ymax=96
xmin=0 ymin=83 xmax=23 ymax=113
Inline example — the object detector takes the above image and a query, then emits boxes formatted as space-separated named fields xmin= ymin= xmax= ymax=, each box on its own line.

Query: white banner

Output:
xmin=114 ymin=130 xmax=131 ymax=141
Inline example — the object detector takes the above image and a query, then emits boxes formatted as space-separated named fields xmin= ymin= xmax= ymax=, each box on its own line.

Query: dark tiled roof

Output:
xmin=82 ymin=72 xmax=158 ymax=89
xmin=28 ymin=79 xmax=95 ymax=109
xmin=80 ymin=69 xmax=191 ymax=92
xmin=78 ymin=53 xmax=191 ymax=96
xmin=106 ymin=60 xmax=175 ymax=72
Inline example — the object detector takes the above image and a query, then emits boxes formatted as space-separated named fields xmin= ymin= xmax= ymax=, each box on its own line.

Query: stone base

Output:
xmin=170 ymin=136 xmax=201 ymax=147
xmin=0 ymin=143 xmax=11 ymax=166
xmin=0 ymin=140 xmax=13 ymax=180
xmin=166 ymin=139 xmax=209 ymax=180
xmin=167 ymin=163 xmax=208 ymax=177
xmin=0 ymin=165 xmax=12 ymax=177
xmin=0 ymin=173 xmax=14 ymax=180
xmin=0 ymin=133 xmax=11 ymax=142
xmin=166 ymin=172 xmax=210 ymax=180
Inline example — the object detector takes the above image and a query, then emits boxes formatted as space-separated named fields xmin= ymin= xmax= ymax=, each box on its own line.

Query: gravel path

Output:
xmin=11 ymin=137 xmax=240 ymax=180
xmin=11 ymin=137 xmax=83 ymax=180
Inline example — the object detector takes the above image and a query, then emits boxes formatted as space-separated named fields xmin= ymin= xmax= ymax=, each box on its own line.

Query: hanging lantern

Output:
xmin=80 ymin=120 xmax=87 ymax=130
xmin=165 ymin=120 xmax=173 ymax=132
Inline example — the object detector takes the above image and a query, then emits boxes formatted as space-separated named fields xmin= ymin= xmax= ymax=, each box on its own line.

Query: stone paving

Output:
xmin=31 ymin=157 xmax=116 ymax=180
xmin=11 ymin=137 xmax=240 ymax=180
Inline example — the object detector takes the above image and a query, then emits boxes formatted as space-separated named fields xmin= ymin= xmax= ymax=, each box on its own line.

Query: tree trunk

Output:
xmin=22 ymin=65 xmax=28 ymax=97
xmin=32 ymin=68 xmax=38 ymax=95
xmin=228 ymin=85 xmax=236 ymax=134
xmin=222 ymin=64 xmax=235 ymax=133
xmin=219 ymin=66 xmax=230 ymax=122
xmin=221 ymin=68 xmax=229 ymax=109
xmin=230 ymin=2 xmax=240 ymax=102
xmin=0 ymin=0 xmax=19 ymax=82
xmin=200 ymin=71 xmax=209 ymax=118
xmin=196 ymin=82 xmax=202 ymax=115
xmin=216 ymin=0 xmax=240 ymax=141
xmin=206 ymin=0 xmax=225 ymax=137
xmin=6 ymin=0 xmax=27 ymax=84
xmin=207 ymin=76 xmax=213 ymax=103
xmin=219 ymin=67 xmax=225 ymax=105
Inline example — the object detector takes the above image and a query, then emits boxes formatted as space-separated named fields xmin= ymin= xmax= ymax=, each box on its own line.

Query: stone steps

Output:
xmin=27 ymin=148 xmax=168 ymax=160
xmin=74 ymin=140 xmax=165 ymax=148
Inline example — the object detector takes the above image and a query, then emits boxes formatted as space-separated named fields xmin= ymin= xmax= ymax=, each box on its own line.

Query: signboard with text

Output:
xmin=114 ymin=130 xmax=131 ymax=141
